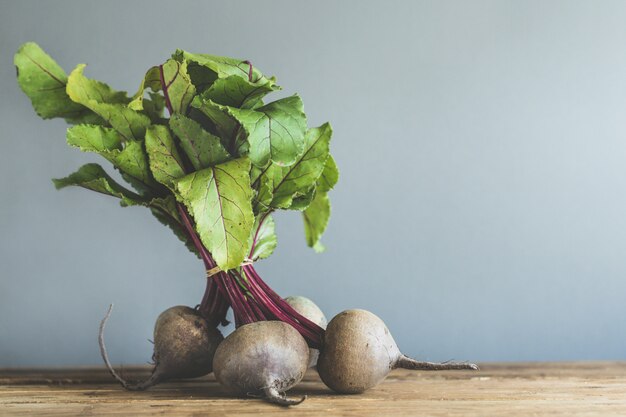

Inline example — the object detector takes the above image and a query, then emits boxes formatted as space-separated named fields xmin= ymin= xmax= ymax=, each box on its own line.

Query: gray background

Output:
xmin=1 ymin=0 xmax=625 ymax=366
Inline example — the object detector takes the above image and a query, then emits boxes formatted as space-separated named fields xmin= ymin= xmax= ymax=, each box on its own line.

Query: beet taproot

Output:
xmin=317 ymin=309 xmax=478 ymax=394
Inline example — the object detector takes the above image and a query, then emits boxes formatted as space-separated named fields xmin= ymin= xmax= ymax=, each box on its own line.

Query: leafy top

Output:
xmin=15 ymin=42 xmax=338 ymax=270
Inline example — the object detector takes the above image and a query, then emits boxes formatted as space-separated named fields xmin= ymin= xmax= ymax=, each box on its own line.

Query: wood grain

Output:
xmin=1 ymin=362 xmax=626 ymax=416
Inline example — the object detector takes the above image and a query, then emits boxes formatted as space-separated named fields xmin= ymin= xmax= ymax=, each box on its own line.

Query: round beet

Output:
xmin=99 ymin=305 xmax=223 ymax=390
xmin=284 ymin=295 xmax=327 ymax=367
xmin=150 ymin=306 xmax=223 ymax=379
xmin=317 ymin=309 xmax=478 ymax=394
xmin=213 ymin=321 xmax=309 ymax=406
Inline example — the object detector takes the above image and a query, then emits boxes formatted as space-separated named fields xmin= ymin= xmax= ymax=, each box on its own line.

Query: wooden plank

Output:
xmin=1 ymin=362 xmax=626 ymax=416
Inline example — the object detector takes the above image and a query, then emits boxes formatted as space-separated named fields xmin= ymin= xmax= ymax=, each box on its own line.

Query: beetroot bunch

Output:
xmin=15 ymin=42 xmax=334 ymax=345
xmin=16 ymin=43 xmax=476 ymax=407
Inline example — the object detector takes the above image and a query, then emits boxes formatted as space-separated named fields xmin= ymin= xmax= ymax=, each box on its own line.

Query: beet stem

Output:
xmin=158 ymin=64 xmax=174 ymax=116
xmin=177 ymin=204 xmax=213 ymax=270
xmin=244 ymin=265 xmax=324 ymax=346
xmin=231 ymin=270 xmax=266 ymax=321
xmin=218 ymin=273 xmax=243 ymax=326
xmin=198 ymin=278 xmax=214 ymax=316
xmin=206 ymin=281 xmax=218 ymax=314
xmin=247 ymin=265 xmax=322 ymax=330
xmin=205 ymin=281 xmax=222 ymax=323
xmin=212 ymin=281 xmax=231 ymax=326
xmin=262 ymin=387 xmax=306 ymax=407
xmin=243 ymin=267 xmax=316 ymax=339
xmin=241 ymin=267 xmax=320 ymax=346
xmin=224 ymin=271 xmax=255 ymax=324
xmin=248 ymin=211 xmax=271 ymax=258
xmin=176 ymin=203 xmax=324 ymax=343
xmin=177 ymin=204 xmax=231 ymax=325
xmin=396 ymin=355 xmax=479 ymax=371
xmin=233 ymin=269 xmax=275 ymax=319
xmin=247 ymin=296 xmax=267 ymax=321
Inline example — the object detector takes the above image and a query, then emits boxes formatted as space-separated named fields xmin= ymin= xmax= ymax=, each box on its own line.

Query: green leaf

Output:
xmin=289 ymin=185 xmax=316 ymax=211
xmin=129 ymin=65 xmax=180 ymax=119
xmin=253 ymin=171 xmax=273 ymax=214
xmin=145 ymin=125 xmax=186 ymax=189
xmin=249 ymin=215 xmax=277 ymax=261
xmin=303 ymin=191 xmax=330 ymax=253
xmin=66 ymin=124 xmax=122 ymax=153
xmin=128 ymin=66 xmax=161 ymax=111
xmin=14 ymin=42 xmax=99 ymax=123
xmin=259 ymin=123 xmax=332 ymax=209
xmin=131 ymin=61 xmax=195 ymax=115
xmin=114 ymin=141 xmax=157 ymax=193
xmin=229 ymin=95 xmax=307 ymax=167
xmin=202 ymin=74 xmax=277 ymax=109
xmin=66 ymin=64 xmax=150 ymax=140
xmin=174 ymin=50 xmax=277 ymax=87
xmin=190 ymin=97 xmax=240 ymax=142
xmin=169 ymin=114 xmax=231 ymax=169
xmin=193 ymin=95 xmax=307 ymax=167
xmin=52 ymin=163 xmax=143 ymax=207
xmin=317 ymin=154 xmax=339 ymax=192
xmin=159 ymin=59 xmax=196 ymax=114
xmin=250 ymin=164 xmax=264 ymax=185
xmin=174 ymin=50 xmax=254 ymax=79
xmin=175 ymin=158 xmax=254 ymax=270
xmin=66 ymin=124 xmax=156 ymax=192
xmin=141 ymin=92 xmax=166 ymax=122
xmin=67 ymin=64 xmax=128 ymax=104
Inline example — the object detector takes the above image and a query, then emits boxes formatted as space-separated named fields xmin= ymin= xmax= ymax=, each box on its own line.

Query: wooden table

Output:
xmin=1 ymin=362 xmax=626 ymax=416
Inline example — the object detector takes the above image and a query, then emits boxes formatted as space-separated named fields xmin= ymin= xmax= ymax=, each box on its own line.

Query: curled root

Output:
xmin=98 ymin=304 xmax=160 ymax=391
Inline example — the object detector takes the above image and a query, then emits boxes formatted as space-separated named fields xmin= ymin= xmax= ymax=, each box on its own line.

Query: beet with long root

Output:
xmin=317 ymin=309 xmax=478 ymax=394
xmin=213 ymin=321 xmax=309 ymax=406
xmin=99 ymin=305 xmax=223 ymax=390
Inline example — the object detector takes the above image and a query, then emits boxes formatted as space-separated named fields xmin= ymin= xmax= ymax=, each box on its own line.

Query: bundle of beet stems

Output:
xmin=15 ymin=42 xmax=477 ymax=406
xmin=184 ymin=206 xmax=323 ymax=347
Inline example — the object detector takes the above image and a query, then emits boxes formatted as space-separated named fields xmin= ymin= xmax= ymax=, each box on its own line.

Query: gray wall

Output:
xmin=1 ymin=0 xmax=626 ymax=366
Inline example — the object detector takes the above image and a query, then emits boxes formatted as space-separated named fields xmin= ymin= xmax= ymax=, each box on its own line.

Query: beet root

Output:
xmin=99 ymin=304 xmax=223 ymax=390
xmin=317 ymin=309 xmax=478 ymax=394
xmin=213 ymin=321 xmax=309 ymax=406
xmin=284 ymin=295 xmax=327 ymax=367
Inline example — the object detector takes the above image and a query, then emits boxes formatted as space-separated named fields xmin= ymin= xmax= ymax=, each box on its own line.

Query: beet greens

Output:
xmin=15 ymin=42 xmax=338 ymax=348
